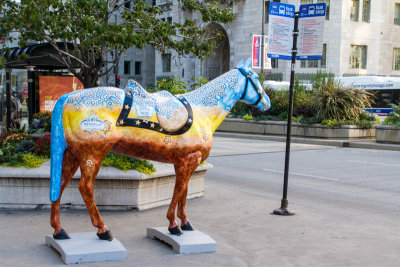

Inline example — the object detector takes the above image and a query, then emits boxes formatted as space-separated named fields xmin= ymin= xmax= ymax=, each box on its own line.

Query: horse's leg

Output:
xmin=78 ymin=151 xmax=113 ymax=241
xmin=51 ymin=149 xmax=79 ymax=239
xmin=177 ymin=187 xmax=194 ymax=231
xmin=167 ymin=151 xmax=202 ymax=235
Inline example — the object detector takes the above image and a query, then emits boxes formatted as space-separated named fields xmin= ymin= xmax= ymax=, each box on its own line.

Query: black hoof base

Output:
xmin=53 ymin=229 xmax=70 ymax=240
xmin=168 ymin=226 xmax=183 ymax=236
xmin=181 ymin=221 xmax=194 ymax=231
xmin=97 ymin=230 xmax=113 ymax=241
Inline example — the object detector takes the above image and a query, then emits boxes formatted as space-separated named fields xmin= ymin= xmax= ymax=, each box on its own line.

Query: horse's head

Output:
xmin=236 ymin=58 xmax=271 ymax=112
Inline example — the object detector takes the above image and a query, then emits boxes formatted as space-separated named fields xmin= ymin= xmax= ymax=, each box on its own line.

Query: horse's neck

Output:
xmin=184 ymin=69 xmax=244 ymax=133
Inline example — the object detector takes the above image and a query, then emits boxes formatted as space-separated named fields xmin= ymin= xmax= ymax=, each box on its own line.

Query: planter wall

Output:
xmin=218 ymin=118 xmax=376 ymax=139
xmin=376 ymin=125 xmax=400 ymax=144
xmin=0 ymin=161 xmax=212 ymax=210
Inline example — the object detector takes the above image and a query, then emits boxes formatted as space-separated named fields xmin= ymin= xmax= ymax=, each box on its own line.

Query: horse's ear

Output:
xmin=245 ymin=57 xmax=252 ymax=68
xmin=236 ymin=59 xmax=244 ymax=68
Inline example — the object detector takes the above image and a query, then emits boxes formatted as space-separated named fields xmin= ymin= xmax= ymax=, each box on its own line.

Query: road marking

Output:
xmin=262 ymin=168 xmax=339 ymax=181
xmin=348 ymin=160 xmax=400 ymax=167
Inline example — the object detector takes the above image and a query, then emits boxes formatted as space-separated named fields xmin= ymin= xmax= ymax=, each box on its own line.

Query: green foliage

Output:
xmin=0 ymin=153 xmax=46 ymax=168
xmin=13 ymin=139 xmax=35 ymax=154
xmin=384 ymin=102 xmax=400 ymax=126
xmin=154 ymin=77 xmax=187 ymax=95
xmin=311 ymin=82 xmax=374 ymax=121
xmin=229 ymin=102 xmax=253 ymax=118
xmin=101 ymin=152 xmax=156 ymax=174
xmin=321 ymin=119 xmax=375 ymax=129
xmin=242 ymin=114 xmax=254 ymax=120
xmin=311 ymin=70 xmax=335 ymax=89
xmin=190 ymin=76 xmax=209 ymax=90
xmin=0 ymin=0 xmax=234 ymax=88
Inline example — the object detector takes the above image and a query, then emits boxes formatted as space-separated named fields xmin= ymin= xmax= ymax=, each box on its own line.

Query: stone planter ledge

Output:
xmin=0 ymin=161 xmax=212 ymax=211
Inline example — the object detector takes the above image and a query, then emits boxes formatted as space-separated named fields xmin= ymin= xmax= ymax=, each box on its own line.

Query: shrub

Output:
xmin=0 ymin=153 xmax=46 ymax=168
xmin=151 ymin=77 xmax=187 ymax=95
xmin=101 ymin=152 xmax=156 ymax=174
xmin=34 ymin=134 xmax=51 ymax=158
xmin=29 ymin=111 xmax=52 ymax=133
xmin=242 ymin=114 xmax=254 ymax=120
xmin=384 ymin=102 xmax=400 ymax=126
xmin=14 ymin=140 xmax=35 ymax=154
xmin=312 ymin=82 xmax=374 ymax=121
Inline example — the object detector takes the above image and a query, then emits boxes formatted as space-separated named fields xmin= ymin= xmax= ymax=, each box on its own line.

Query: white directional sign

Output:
xmin=267 ymin=2 xmax=295 ymax=60
xmin=297 ymin=3 xmax=326 ymax=60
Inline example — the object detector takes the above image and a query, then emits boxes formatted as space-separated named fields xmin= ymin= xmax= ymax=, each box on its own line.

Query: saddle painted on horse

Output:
xmin=116 ymin=80 xmax=193 ymax=135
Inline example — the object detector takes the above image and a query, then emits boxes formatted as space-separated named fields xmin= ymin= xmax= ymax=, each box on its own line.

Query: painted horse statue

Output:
xmin=50 ymin=58 xmax=271 ymax=241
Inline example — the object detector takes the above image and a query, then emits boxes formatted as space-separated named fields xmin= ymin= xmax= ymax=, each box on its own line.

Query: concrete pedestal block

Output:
xmin=147 ymin=227 xmax=217 ymax=254
xmin=45 ymin=232 xmax=126 ymax=264
xmin=376 ymin=125 xmax=400 ymax=143
xmin=0 ymin=161 xmax=212 ymax=210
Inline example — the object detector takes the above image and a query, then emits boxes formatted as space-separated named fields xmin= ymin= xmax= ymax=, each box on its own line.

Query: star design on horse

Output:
xmin=119 ymin=119 xmax=124 ymax=125
xmin=125 ymin=104 xmax=130 ymax=110
xmin=150 ymin=123 xmax=155 ymax=128
xmin=188 ymin=118 xmax=192 ymax=123
xmin=135 ymin=120 xmax=141 ymax=125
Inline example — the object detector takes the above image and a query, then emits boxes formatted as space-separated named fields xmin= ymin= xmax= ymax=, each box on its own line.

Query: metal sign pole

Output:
xmin=261 ymin=0 xmax=265 ymax=73
xmin=273 ymin=11 xmax=299 ymax=216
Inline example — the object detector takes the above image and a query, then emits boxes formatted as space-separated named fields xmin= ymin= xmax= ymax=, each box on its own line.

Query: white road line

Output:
xmin=348 ymin=160 xmax=400 ymax=167
xmin=262 ymin=168 xmax=339 ymax=182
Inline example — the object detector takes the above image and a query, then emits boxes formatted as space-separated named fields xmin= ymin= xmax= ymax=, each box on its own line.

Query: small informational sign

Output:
xmin=39 ymin=76 xmax=84 ymax=111
xmin=297 ymin=3 xmax=326 ymax=60
xmin=267 ymin=2 xmax=295 ymax=60
xmin=252 ymin=35 xmax=262 ymax=68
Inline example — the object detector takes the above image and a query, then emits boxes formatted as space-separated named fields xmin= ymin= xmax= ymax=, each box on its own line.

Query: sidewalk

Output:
xmin=215 ymin=131 xmax=400 ymax=151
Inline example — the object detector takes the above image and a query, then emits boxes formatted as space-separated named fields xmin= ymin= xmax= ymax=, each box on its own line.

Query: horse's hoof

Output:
xmin=97 ymin=230 xmax=113 ymax=241
xmin=181 ymin=221 xmax=194 ymax=231
xmin=168 ymin=225 xmax=183 ymax=236
xmin=53 ymin=229 xmax=70 ymax=240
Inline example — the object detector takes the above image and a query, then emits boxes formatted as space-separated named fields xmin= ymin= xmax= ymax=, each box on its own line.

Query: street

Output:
xmin=0 ymin=136 xmax=399 ymax=266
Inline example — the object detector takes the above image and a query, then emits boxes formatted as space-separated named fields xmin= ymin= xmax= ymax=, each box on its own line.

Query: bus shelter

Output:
xmin=0 ymin=42 xmax=80 ymax=130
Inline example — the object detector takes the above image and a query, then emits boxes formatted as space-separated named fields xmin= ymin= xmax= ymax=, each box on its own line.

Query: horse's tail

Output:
xmin=50 ymin=94 xmax=70 ymax=202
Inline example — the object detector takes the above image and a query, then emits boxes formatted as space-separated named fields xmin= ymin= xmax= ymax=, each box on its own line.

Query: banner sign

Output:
xmin=252 ymin=35 xmax=262 ymax=68
xmin=297 ymin=3 xmax=326 ymax=60
xmin=263 ymin=36 xmax=272 ymax=69
xmin=39 ymin=76 xmax=83 ymax=111
xmin=267 ymin=2 xmax=295 ymax=60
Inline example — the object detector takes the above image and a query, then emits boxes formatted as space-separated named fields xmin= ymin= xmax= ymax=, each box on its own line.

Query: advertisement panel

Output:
xmin=297 ymin=3 xmax=326 ymax=60
xmin=252 ymin=35 xmax=262 ymax=68
xmin=264 ymin=36 xmax=272 ymax=69
xmin=39 ymin=76 xmax=83 ymax=112
xmin=267 ymin=2 xmax=295 ymax=60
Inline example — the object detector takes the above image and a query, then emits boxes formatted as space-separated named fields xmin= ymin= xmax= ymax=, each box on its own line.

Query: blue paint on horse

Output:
xmin=50 ymin=93 xmax=71 ymax=202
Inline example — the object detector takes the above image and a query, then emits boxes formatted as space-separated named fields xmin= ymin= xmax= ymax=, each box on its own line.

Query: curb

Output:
xmin=214 ymin=131 xmax=400 ymax=152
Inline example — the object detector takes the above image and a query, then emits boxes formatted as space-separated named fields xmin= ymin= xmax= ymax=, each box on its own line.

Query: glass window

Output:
xmin=362 ymin=0 xmax=370 ymax=22
xmin=167 ymin=17 xmax=172 ymax=24
xmin=393 ymin=48 xmax=400 ymax=70
xmin=162 ymin=53 xmax=171 ymax=72
xmin=350 ymin=0 xmax=360 ymax=21
xmin=265 ymin=0 xmax=281 ymax=23
xmin=124 ymin=1 xmax=131 ymax=9
xmin=301 ymin=0 xmax=313 ymax=5
xmin=395 ymin=3 xmax=400 ymax=25
xmin=135 ymin=61 xmax=142 ymax=75
xmin=271 ymin=58 xmax=279 ymax=69
xmin=350 ymin=45 xmax=367 ymax=69
xmin=124 ymin=61 xmax=131 ymax=75
xmin=317 ymin=0 xmax=330 ymax=20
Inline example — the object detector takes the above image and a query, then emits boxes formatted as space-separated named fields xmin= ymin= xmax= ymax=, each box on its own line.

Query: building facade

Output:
xmin=151 ymin=0 xmax=400 ymax=85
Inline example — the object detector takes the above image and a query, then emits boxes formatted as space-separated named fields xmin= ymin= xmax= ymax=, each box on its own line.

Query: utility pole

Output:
xmin=261 ymin=0 xmax=265 ymax=73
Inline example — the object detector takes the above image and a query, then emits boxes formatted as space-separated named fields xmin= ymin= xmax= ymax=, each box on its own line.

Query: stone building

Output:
xmin=150 ymin=0 xmax=400 ymax=85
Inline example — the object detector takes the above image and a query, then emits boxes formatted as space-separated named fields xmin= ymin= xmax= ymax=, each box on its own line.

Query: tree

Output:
xmin=0 ymin=0 xmax=234 ymax=88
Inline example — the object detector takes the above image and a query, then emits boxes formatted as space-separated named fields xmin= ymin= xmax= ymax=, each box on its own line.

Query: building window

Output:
xmin=124 ymin=1 xmax=131 ymax=9
xmin=167 ymin=17 xmax=172 ymax=24
xmin=393 ymin=48 xmax=400 ymax=70
xmin=301 ymin=44 xmax=327 ymax=68
xmin=162 ymin=53 xmax=171 ymax=72
xmin=271 ymin=58 xmax=278 ymax=68
xmin=265 ymin=0 xmax=281 ymax=23
xmin=301 ymin=0 xmax=313 ymax=4
xmin=317 ymin=0 xmax=330 ymax=20
xmin=350 ymin=45 xmax=367 ymax=69
xmin=124 ymin=61 xmax=131 ymax=75
xmin=135 ymin=61 xmax=142 ymax=75
xmin=395 ymin=3 xmax=400 ymax=25
xmin=362 ymin=0 xmax=370 ymax=22
xmin=350 ymin=0 xmax=360 ymax=21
